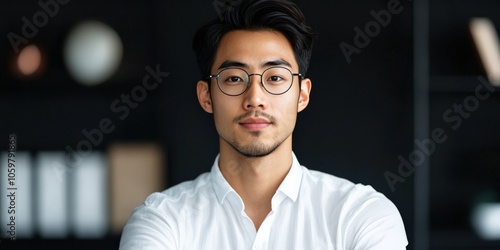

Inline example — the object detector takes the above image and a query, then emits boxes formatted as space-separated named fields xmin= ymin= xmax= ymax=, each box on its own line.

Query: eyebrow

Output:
xmin=217 ymin=59 xmax=292 ymax=70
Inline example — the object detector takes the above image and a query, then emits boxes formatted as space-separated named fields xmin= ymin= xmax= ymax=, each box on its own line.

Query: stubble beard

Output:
xmin=222 ymin=130 xmax=288 ymax=158
xmin=219 ymin=110 xmax=290 ymax=157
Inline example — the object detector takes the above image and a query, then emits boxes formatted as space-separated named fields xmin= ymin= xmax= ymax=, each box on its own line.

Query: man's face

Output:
xmin=197 ymin=30 xmax=311 ymax=157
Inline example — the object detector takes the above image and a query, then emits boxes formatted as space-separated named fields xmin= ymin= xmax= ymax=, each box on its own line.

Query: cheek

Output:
xmin=271 ymin=97 xmax=299 ymax=124
xmin=212 ymin=96 xmax=238 ymax=126
xmin=274 ymin=94 xmax=300 ymax=113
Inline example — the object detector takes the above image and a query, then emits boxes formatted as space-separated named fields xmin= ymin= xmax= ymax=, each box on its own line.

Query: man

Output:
xmin=120 ymin=0 xmax=408 ymax=249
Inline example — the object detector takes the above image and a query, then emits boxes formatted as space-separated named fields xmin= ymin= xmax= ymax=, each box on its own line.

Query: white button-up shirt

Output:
xmin=120 ymin=153 xmax=408 ymax=249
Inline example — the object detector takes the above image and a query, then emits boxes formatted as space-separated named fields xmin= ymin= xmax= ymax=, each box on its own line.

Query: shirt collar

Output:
xmin=210 ymin=152 xmax=303 ymax=204
xmin=210 ymin=154 xmax=234 ymax=204
xmin=276 ymin=152 xmax=302 ymax=202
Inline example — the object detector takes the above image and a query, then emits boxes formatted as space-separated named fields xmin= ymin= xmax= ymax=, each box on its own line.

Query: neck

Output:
xmin=218 ymin=137 xmax=293 ymax=230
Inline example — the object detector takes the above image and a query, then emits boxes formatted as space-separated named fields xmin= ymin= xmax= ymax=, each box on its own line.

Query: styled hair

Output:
xmin=192 ymin=0 xmax=315 ymax=79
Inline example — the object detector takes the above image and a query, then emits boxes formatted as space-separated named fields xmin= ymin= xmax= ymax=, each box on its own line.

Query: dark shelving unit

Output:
xmin=415 ymin=0 xmax=500 ymax=249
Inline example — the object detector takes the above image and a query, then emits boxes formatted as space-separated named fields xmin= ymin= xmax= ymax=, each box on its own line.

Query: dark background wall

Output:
xmin=1 ymin=0 xmax=499 ymax=249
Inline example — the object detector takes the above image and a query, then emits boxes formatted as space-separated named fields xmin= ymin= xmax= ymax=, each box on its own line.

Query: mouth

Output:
xmin=238 ymin=117 xmax=272 ymax=130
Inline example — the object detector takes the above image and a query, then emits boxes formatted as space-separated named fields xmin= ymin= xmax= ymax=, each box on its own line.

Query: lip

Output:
xmin=239 ymin=117 xmax=272 ymax=130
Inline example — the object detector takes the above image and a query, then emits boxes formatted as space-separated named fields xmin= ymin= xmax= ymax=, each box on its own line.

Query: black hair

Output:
xmin=192 ymin=0 xmax=315 ymax=79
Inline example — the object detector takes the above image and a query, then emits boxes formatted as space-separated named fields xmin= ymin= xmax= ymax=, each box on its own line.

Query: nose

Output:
xmin=242 ymin=74 xmax=267 ymax=110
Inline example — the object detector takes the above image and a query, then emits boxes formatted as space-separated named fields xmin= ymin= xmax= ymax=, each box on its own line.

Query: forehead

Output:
xmin=212 ymin=30 xmax=298 ymax=71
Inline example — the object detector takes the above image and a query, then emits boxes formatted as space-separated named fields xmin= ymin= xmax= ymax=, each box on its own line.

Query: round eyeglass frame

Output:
xmin=207 ymin=66 xmax=303 ymax=96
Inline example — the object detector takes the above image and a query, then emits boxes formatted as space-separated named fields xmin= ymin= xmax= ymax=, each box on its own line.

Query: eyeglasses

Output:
xmin=207 ymin=66 xmax=303 ymax=96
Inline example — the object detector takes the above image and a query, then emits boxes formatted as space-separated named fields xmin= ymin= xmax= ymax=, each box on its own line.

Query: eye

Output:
xmin=225 ymin=76 xmax=244 ymax=82
xmin=268 ymin=75 xmax=283 ymax=82
xmin=264 ymin=67 xmax=290 ymax=84
xmin=266 ymin=74 xmax=289 ymax=85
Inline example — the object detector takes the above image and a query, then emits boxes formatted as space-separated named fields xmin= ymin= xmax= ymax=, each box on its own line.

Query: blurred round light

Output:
xmin=472 ymin=203 xmax=500 ymax=240
xmin=64 ymin=20 xmax=123 ymax=86
xmin=17 ymin=45 xmax=42 ymax=76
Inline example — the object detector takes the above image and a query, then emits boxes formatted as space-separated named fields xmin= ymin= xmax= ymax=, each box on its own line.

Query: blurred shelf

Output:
xmin=431 ymin=230 xmax=500 ymax=250
xmin=0 ymin=236 xmax=121 ymax=250
xmin=430 ymin=76 xmax=500 ymax=93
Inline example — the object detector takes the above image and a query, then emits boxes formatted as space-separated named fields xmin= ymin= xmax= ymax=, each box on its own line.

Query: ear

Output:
xmin=297 ymin=78 xmax=311 ymax=112
xmin=197 ymin=80 xmax=213 ymax=113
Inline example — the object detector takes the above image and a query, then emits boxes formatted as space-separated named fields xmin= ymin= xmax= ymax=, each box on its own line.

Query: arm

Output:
xmin=345 ymin=196 xmax=408 ymax=250
xmin=119 ymin=205 xmax=177 ymax=250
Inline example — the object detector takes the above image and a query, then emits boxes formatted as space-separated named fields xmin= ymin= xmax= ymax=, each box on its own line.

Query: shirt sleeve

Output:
xmin=119 ymin=204 xmax=177 ymax=250
xmin=345 ymin=190 xmax=408 ymax=250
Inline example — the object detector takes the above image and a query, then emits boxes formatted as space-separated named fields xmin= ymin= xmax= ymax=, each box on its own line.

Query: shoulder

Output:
xmin=301 ymin=167 xmax=398 ymax=219
xmin=301 ymin=167 xmax=380 ymax=202
xmin=303 ymin=166 xmax=402 ymax=220
xmin=301 ymin=167 xmax=408 ymax=249
xmin=119 ymin=172 xmax=214 ymax=249
xmin=143 ymin=171 xmax=214 ymax=212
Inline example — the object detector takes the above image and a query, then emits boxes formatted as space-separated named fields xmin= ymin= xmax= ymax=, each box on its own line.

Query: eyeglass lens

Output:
xmin=217 ymin=67 xmax=293 ymax=95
